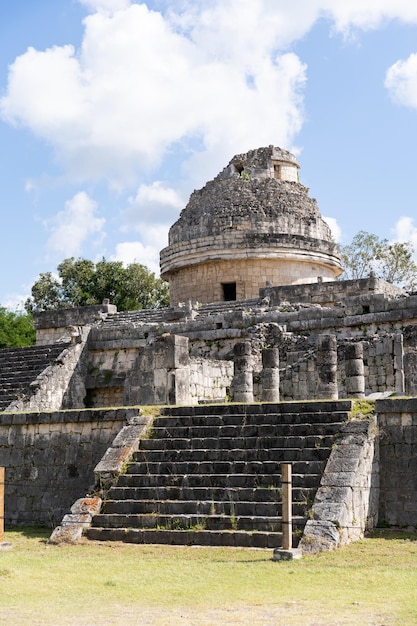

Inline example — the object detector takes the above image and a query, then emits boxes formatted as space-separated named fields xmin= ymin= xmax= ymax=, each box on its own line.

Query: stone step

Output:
xmin=0 ymin=364 xmax=46 ymax=374
xmin=125 ymin=459 xmax=325 ymax=476
xmin=105 ymin=485 xmax=314 ymax=502
xmin=0 ymin=343 xmax=70 ymax=412
xmin=198 ymin=297 xmax=260 ymax=311
xmin=86 ymin=526 xmax=284 ymax=548
xmin=0 ymin=373 xmax=37 ymax=390
xmin=153 ymin=414 xmax=348 ymax=431
xmin=91 ymin=512 xmax=304 ymax=532
xmin=0 ymin=399 xmax=16 ymax=410
xmin=132 ymin=447 xmax=331 ymax=463
xmin=114 ymin=472 xmax=322 ymax=489
xmin=160 ymin=401 xmax=353 ymax=417
xmin=154 ymin=411 xmax=350 ymax=427
xmin=0 ymin=345 xmax=66 ymax=361
xmin=101 ymin=499 xmax=310 ymax=517
xmin=140 ymin=434 xmax=336 ymax=451
xmin=103 ymin=311 xmax=166 ymax=325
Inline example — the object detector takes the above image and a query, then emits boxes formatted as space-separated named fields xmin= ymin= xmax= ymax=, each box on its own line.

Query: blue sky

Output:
xmin=2 ymin=0 xmax=417 ymax=308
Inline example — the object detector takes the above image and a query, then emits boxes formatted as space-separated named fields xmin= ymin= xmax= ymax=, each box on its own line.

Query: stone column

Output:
xmin=394 ymin=333 xmax=405 ymax=395
xmin=232 ymin=341 xmax=253 ymax=403
xmin=345 ymin=343 xmax=365 ymax=398
xmin=261 ymin=347 xmax=280 ymax=403
xmin=125 ymin=334 xmax=191 ymax=406
xmin=316 ymin=334 xmax=338 ymax=400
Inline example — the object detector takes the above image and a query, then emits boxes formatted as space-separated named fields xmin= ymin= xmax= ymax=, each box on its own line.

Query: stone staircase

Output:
xmin=103 ymin=308 xmax=167 ymax=326
xmin=101 ymin=298 xmax=263 ymax=328
xmin=0 ymin=343 xmax=70 ymax=411
xmin=87 ymin=401 xmax=352 ymax=548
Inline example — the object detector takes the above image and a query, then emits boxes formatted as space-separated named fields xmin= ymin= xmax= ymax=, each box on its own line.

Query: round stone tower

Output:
xmin=160 ymin=146 xmax=342 ymax=305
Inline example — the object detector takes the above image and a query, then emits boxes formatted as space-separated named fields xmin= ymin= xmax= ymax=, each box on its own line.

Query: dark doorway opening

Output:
xmin=222 ymin=282 xmax=236 ymax=301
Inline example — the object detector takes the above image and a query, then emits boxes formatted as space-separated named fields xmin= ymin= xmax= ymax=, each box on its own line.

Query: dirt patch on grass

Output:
xmin=0 ymin=604 xmax=395 ymax=626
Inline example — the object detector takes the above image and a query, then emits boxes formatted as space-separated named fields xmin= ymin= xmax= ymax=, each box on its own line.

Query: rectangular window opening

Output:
xmin=222 ymin=282 xmax=236 ymax=301
xmin=274 ymin=164 xmax=281 ymax=179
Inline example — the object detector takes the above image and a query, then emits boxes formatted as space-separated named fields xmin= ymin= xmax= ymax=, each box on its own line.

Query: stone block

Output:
xmin=299 ymin=520 xmax=340 ymax=553
xmin=70 ymin=497 xmax=102 ymax=516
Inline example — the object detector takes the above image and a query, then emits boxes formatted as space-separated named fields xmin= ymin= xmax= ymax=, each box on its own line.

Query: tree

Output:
xmin=25 ymin=257 xmax=169 ymax=313
xmin=340 ymin=230 xmax=417 ymax=290
xmin=0 ymin=307 xmax=36 ymax=348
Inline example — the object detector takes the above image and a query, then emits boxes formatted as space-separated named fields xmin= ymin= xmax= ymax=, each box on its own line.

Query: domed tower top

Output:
xmin=160 ymin=146 xmax=342 ymax=305
xmin=220 ymin=145 xmax=299 ymax=183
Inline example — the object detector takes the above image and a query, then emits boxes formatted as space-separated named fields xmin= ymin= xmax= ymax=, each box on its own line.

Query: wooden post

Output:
xmin=281 ymin=463 xmax=292 ymax=550
xmin=0 ymin=467 xmax=4 ymax=543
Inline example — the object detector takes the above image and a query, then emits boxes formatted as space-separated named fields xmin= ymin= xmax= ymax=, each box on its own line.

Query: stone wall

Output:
xmin=9 ymin=341 xmax=88 ymax=413
xmin=0 ymin=408 xmax=136 ymax=526
xmin=377 ymin=398 xmax=417 ymax=527
xmin=189 ymin=357 xmax=234 ymax=403
xmin=403 ymin=326 xmax=417 ymax=395
xmin=20 ymin=278 xmax=417 ymax=408
xmin=165 ymin=256 xmax=338 ymax=305
xmin=34 ymin=303 xmax=117 ymax=346
xmin=83 ymin=345 xmax=140 ymax=408
xmin=260 ymin=276 xmax=405 ymax=308
xmin=277 ymin=333 xmax=403 ymax=401
xmin=124 ymin=334 xmax=191 ymax=406
xmin=300 ymin=419 xmax=379 ymax=553
xmin=161 ymin=146 xmax=341 ymax=305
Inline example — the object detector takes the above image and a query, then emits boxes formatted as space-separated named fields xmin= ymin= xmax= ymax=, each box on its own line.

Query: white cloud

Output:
xmin=392 ymin=216 xmax=417 ymax=258
xmin=79 ymin=0 xmax=130 ymax=13
xmin=111 ymin=241 xmax=160 ymax=274
xmin=116 ymin=182 xmax=183 ymax=273
xmin=2 ymin=0 xmax=417 ymax=192
xmin=323 ymin=0 xmax=417 ymax=37
xmin=0 ymin=2 xmax=308 ymax=189
xmin=385 ymin=53 xmax=417 ymax=108
xmin=122 ymin=181 xmax=184 ymax=229
xmin=322 ymin=216 xmax=342 ymax=243
xmin=3 ymin=293 xmax=30 ymax=311
xmin=44 ymin=191 xmax=106 ymax=257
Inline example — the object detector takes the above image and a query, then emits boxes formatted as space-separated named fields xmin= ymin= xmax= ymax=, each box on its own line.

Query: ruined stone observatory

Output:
xmin=160 ymin=146 xmax=342 ymax=305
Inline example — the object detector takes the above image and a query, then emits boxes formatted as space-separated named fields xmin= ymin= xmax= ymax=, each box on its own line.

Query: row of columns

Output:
xmin=232 ymin=335 xmax=367 ymax=403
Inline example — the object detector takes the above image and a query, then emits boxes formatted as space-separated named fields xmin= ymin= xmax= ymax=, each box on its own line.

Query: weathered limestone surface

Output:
xmin=300 ymin=419 xmax=378 ymax=553
xmin=94 ymin=415 xmax=152 ymax=488
xmin=49 ymin=413 xmax=153 ymax=543
xmin=377 ymin=398 xmax=417 ymax=527
xmin=0 ymin=408 xmax=137 ymax=526
xmin=18 ymin=275 xmax=415 ymax=408
xmin=8 ymin=341 xmax=89 ymax=413
xmin=48 ymin=497 xmax=102 ymax=544
xmin=316 ymin=334 xmax=338 ymax=400
xmin=345 ymin=342 xmax=365 ymax=398
xmin=231 ymin=341 xmax=254 ymax=403
xmin=124 ymin=334 xmax=191 ymax=406
xmin=34 ymin=303 xmax=117 ymax=346
xmin=261 ymin=347 xmax=280 ymax=402
xmin=189 ymin=357 xmax=233 ymax=403
xmin=260 ymin=275 xmax=404 ymax=308
xmin=161 ymin=146 xmax=342 ymax=304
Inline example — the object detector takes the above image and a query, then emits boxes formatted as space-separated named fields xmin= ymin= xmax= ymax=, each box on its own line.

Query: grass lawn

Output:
xmin=0 ymin=527 xmax=416 ymax=625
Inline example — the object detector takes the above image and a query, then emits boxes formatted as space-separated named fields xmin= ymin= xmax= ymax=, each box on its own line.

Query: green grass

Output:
xmin=351 ymin=399 xmax=376 ymax=419
xmin=1 ymin=527 xmax=417 ymax=625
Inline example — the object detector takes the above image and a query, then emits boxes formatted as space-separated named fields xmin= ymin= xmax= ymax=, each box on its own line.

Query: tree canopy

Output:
xmin=25 ymin=257 xmax=169 ymax=313
xmin=0 ymin=307 xmax=35 ymax=348
xmin=339 ymin=230 xmax=417 ymax=290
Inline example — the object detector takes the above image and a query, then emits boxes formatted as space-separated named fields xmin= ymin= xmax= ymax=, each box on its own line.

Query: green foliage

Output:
xmin=25 ymin=257 xmax=169 ymax=313
xmin=340 ymin=230 xmax=417 ymax=290
xmin=351 ymin=399 xmax=375 ymax=419
xmin=0 ymin=307 xmax=36 ymax=348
